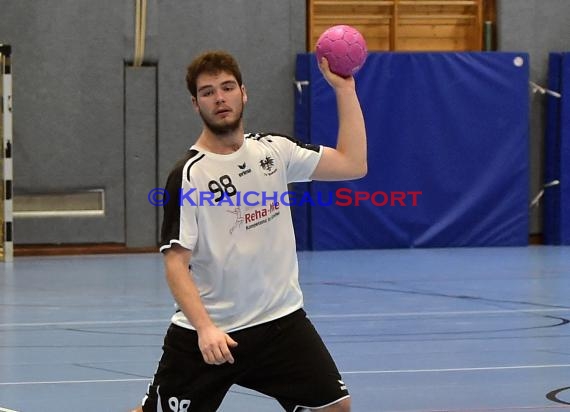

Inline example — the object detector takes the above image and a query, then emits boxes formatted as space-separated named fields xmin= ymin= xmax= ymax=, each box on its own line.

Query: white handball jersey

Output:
xmin=160 ymin=133 xmax=322 ymax=332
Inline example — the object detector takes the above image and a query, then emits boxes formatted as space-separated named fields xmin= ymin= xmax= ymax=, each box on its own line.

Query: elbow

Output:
xmin=353 ymin=162 xmax=367 ymax=179
xmin=345 ymin=165 xmax=366 ymax=180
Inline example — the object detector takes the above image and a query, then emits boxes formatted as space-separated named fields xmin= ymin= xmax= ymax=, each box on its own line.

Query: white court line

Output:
xmin=341 ymin=363 xmax=570 ymax=374
xmin=1 ymin=308 xmax=569 ymax=329
xmin=0 ymin=319 xmax=167 ymax=328
xmin=1 ymin=364 xmax=570 ymax=386
xmin=0 ymin=378 xmax=149 ymax=386
xmin=311 ymin=308 xmax=570 ymax=319
xmin=0 ymin=407 xmax=20 ymax=412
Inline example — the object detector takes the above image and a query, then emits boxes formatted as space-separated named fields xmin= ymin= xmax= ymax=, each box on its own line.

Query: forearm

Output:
xmin=163 ymin=250 xmax=238 ymax=364
xmin=310 ymin=57 xmax=368 ymax=181
xmin=335 ymin=86 xmax=367 ymax=174
xmin=164 ymin=259 xmax=214 ymax=331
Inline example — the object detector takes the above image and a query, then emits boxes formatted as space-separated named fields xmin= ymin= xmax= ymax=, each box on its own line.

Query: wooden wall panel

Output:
xmin=308 ymin=0 xmax=394 ymax=50
xmin=308 ymin=0 xmax=495 ymax=52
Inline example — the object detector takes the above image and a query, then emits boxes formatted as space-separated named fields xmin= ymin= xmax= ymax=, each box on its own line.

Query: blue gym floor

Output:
xmin=1 ymin=246 xmax=570 ymax=411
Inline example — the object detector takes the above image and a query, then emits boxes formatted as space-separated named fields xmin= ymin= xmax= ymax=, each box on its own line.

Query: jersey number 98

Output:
xmin=208 ymin=175 xmax=237 ymax=202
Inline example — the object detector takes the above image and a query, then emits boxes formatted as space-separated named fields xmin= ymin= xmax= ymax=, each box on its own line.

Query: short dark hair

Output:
xmin=186 ymin=51 xmax=243 ymax=98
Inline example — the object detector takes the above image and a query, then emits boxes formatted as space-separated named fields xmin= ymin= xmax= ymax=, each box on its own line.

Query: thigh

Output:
xmin=236 ymin=310 xmax=350 ymax=412
xmin=142 ymin=324 xmax=237 ymax=412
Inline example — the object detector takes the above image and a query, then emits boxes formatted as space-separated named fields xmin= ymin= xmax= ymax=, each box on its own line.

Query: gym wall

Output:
xmin=0 ymin=0 xmax=305 ymax=246
xmin=0 ymin=0 xmax=569 ymax=248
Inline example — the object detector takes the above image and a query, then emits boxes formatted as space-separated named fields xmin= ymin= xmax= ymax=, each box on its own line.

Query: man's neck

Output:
xmin=195 ymin=129 xmax=244 ymax=154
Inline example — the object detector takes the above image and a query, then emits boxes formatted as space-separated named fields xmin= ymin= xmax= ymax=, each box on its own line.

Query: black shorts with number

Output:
xmin=141 ymin=309 xmax=349 ymax=412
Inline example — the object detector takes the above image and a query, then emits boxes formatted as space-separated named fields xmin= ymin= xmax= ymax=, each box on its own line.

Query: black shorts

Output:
xmin=141 ymin=309 xmax=349 ymax=412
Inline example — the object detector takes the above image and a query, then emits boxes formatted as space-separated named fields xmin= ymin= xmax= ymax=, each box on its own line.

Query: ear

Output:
xmin=241 ymin=85 xmax=248 ymax=104
xmin=191 ymin=96 xmax=199 ymax=113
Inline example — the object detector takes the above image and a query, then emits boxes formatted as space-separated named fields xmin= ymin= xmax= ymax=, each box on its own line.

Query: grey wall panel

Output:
xmin=3 ymin=0 xmax=125 ymax=190
xmin=497 ymin=0 xmax=570 ymax=235
xmin=125 ymin=67 xmax=158 ymax=248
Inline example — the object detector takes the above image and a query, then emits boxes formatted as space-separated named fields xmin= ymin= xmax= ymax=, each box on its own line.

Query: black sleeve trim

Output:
xmin=159 ymin=149 xmax=202 ymax=249
xmin=186 ymin=153 xmax=205 ymax=181
xmin=246 ymin=132 xmax=320 ymax=153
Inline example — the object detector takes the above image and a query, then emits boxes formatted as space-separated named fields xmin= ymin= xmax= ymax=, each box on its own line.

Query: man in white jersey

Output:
xmin=134 ymin=50 xmax=366 ymax=412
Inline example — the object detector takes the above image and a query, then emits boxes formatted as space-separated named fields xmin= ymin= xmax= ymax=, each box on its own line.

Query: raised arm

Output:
xmin=163 ymin=245 xmax=237 ymax=365
xmin=310 ymin=57 xmax=367 ymax=181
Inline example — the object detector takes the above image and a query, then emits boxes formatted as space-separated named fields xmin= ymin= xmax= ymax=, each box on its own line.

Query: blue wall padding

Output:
xmin=545 ymin=53 xmax=570 ymax=245
xmin=294 ymin=52 xmax=530 ymax=250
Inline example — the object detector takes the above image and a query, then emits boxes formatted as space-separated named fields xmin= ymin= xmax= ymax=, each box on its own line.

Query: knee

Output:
xmin=320 ymin=396 xmax=351 ymax=412
xmin=337 ymin=397 xmax=351 ymax=411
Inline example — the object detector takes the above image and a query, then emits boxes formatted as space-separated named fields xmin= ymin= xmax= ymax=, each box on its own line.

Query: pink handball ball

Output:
xmin=315 ymin=25 xmax=368 ymax=77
